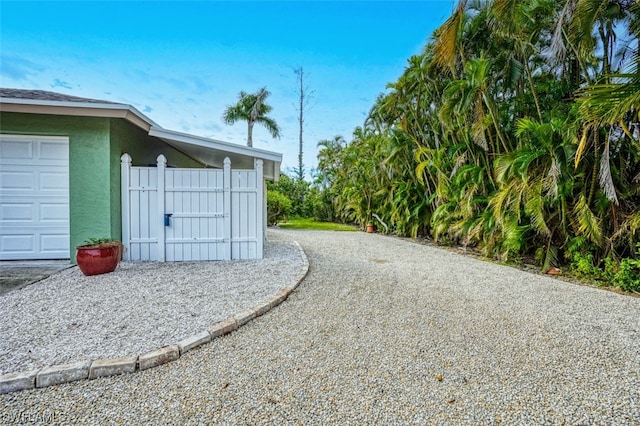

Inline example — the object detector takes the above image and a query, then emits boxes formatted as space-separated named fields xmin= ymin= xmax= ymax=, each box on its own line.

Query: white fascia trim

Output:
xmin=0 ymin=97 xmax=160 ymax=129
xmin=148 ymin=127 xmax=283 ymax=163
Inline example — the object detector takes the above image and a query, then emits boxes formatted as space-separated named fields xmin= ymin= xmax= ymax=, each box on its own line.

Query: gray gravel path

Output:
xmin=0 ymin=238 xmax=303 ymax=374
xmin=2 ymin=229 xmax=639 ymax=425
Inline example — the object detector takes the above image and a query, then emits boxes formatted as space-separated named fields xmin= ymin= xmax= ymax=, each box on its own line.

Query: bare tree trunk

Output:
xmin=295 ymin=67 xmax=313 ymax=180
xmin=298 ymin=68 xmax=304 ymax=180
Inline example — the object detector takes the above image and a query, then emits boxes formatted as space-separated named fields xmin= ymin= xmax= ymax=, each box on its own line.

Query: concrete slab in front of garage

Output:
xmin=0 ymin=261 xmax=71 ymax=296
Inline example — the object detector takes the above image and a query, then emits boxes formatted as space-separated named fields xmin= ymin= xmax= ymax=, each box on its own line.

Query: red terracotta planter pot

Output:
xmin=76 ymin=244 xmax=120 ymax=276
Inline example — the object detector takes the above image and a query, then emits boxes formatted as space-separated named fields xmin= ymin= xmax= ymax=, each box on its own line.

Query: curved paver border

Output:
xmin=0 ymin=241 xmax=309 ymax=395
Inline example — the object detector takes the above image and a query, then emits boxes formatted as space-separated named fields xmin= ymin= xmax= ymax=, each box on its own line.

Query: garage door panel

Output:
xmin=40 ymin=234 xmax=70 ymax=254
xmin=0 ymin=135 xmax=70 ymax=260
xmin=0 ymin=231 xmax=69 ymax=258
xmin=0 ymin=170 xmax=36 ymax=190
xmin=0 ymin=234 xmax=35 ymax=254
xmin=0 ymin=203 xmax=35 ymax=221
xmin=1 ymin=199 xmax=68 ymax=223
xmin=40 ymin=203 xmax=69 ymax=222
xmin=40 ymin=141 xmax=68 ymax=160
xmin=0 ymin=139 xmax=33 ymax=159
xmin=39 ymin=171 xmax=68 ymax=191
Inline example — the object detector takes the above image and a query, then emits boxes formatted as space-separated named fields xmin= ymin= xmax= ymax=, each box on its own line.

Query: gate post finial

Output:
xmin=157 ymin=154 xmax=167 ymax=262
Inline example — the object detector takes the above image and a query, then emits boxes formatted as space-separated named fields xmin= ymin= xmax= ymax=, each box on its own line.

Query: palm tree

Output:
xmin=316 ymin=136 xmax=346 ymax=186
xmin=222 ymin=87 xmax=281 ymax=147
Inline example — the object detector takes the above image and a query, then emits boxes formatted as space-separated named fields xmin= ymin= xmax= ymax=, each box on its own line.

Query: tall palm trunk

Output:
xmin=247 ymin=122 xmax=254 ymax=147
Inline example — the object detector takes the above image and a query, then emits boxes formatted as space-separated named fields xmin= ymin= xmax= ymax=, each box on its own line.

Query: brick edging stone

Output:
xmin=0 ymin=241 xmax=309 ymax=395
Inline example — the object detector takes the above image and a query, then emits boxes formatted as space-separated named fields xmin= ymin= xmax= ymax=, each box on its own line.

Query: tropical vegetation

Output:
xmin=303 ymin=0 xmax=639 ymax=292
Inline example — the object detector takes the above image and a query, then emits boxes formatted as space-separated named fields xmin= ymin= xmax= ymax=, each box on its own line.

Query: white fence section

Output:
xmin=121 ymin=154 xmax=264 ymax=261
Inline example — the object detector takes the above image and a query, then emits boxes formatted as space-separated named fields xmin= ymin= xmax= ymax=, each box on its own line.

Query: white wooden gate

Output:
xmin=121 ymin=154 xmax=264 ymax=261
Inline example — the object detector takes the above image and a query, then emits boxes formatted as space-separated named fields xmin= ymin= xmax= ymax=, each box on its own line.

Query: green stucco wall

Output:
xmin=1 ymin=111 xmax=203 ymax=262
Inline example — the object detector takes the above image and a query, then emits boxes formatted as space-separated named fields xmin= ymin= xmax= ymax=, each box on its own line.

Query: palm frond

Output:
xmin=578 ymin=72 xmax=640 ymax=125
xmin=221 ymin=103 xmax=247 ymax=125
xmin=432 ymin=0 xmax=467 ymax=72
xmin=612 ymin=211 xmax=640 ymax=247
xmin=574 ymin=127 xmax=590 ymax=168
xmin=541 ymin=243 xmax=559 ymax=272
xmin=572 ymin=194 xmax=603 ymax=245
xmin=472 ymin=101 xmax=489 ymax=150
xmin=543 ymin=157 xmax=561 ymax=199
xmin=256 ymin=116 xmax=281 ymax=139
xmin=524 ymin=181 xmax=551 ymax=237
xmin=500 ymin=215 xmax=529 ymax=261
xmin=570 ymin=0 xmax=607 ymax=54
xmin=598 ymin=133 xmax=618 ymax=204
xmin=549 ymin=0 xmax=578 ymax=63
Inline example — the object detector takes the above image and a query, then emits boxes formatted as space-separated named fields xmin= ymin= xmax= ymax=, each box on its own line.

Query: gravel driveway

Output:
xmin=2 ymin=229 xmax=639 ymax=424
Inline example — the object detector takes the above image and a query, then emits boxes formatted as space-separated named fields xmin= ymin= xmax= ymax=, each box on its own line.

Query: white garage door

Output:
xmin=0 ymin=135 xmax=70 ymax=260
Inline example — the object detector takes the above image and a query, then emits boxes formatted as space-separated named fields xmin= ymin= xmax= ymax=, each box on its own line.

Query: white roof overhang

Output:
xmin=149 ymin=127 xmax=281 ymax=180
xmin=0 ymin=96 xmax=282 ymax=181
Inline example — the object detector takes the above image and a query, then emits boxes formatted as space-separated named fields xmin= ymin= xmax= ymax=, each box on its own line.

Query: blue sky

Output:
xmin=1 ymin=1 xmax=453 ymax=177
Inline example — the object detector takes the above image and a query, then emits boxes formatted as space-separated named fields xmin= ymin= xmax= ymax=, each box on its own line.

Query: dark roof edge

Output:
xmin=0 ymin=88 xmax=120 ymax=104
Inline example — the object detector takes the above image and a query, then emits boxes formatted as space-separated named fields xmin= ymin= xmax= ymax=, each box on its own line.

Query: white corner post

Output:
xmin=157 ymin=154 xmax=167 ymax=262
xmin=255 ymin=159 xmax=264 ymax=259
xmin=120 ymin=153 xmax=132 ymax=260
xmin=223 ymin=157 xmax=232 ymax=261
xmin=263 ymin=179 xmax=268 ymax=243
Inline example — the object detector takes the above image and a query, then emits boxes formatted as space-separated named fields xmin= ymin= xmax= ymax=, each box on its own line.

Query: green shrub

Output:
xmin=566 ymin=238 xmax=603 ymax=279
xmin=609 ymin=244 xmax=640 ymax=292
xmin=267 ymin=174 xmax=310 ymax=217
xmin=612 ymin=258 xmax=640 ymax=292
xmin=570 ymin=251 xmax=603 ymax=279
xmin=305 ymin=186 xmax=335 ymax=222
xmin=567 ymin=239 xmax=640 ymax=292
xmin=267 ymin=190 xmax=292 ymax=225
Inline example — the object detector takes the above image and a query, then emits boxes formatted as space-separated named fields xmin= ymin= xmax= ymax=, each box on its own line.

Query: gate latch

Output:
xmin=164 ymin=213 xmax=173 ymax=226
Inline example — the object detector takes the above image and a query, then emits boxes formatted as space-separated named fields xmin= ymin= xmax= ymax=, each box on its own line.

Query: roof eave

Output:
xmin=0 ymin=98 xmax=158 ymax=131
xmin=149 ymin=127 xmax=282 ymax=180
xmin=149 ymin=127 xmax=282 ymax=162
